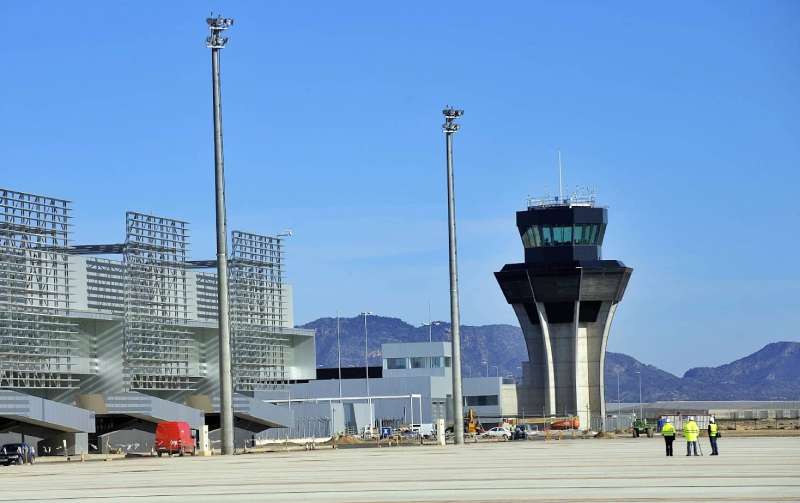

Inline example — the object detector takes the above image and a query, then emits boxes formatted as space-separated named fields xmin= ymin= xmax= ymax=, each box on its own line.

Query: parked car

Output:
xmin=482 ymin=426 xmax=511 ymax=441
xmin=521 ymin=424 xmax=543 ymax=439
xmin=0 ymin=443 xmax=35 ymax=465
xmin=155 ymin=421 xmax=196 ymax=457
xmin=513 ymin=424 xmax=540 ymax=440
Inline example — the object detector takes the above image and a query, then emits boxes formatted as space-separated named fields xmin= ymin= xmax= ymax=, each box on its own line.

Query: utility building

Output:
xmin=495 ymin=193 xmax=632 ymax=430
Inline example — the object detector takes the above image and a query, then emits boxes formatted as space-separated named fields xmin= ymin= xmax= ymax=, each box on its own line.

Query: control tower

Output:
xmin=495 ymin=192 xmax=632 ymax=429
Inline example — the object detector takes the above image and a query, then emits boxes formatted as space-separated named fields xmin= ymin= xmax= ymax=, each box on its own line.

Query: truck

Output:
xmin=410 ymin=423 xmax=435 ymax=439
xmin=155 ymin=421 xmax=197 ymax=457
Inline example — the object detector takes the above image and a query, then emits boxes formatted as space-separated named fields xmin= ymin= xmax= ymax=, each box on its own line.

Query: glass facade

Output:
xmin=521 ymin=223 xmax=604 ymax=248
xmin=410 ymin=357 xmax=427 ymax=369
xmin=465 ymin=395 xmax=499 ymax=406
xmin=386 ymin=358 xmax=407 ymax=369
xmin=387 ymin=356 xmax=452 ymax=370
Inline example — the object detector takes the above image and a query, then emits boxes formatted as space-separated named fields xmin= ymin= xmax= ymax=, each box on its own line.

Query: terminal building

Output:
xmin=0 ymin=188 xmax=315 ymax=454
xmin=495 ymin=193 xmax=632 ymax=430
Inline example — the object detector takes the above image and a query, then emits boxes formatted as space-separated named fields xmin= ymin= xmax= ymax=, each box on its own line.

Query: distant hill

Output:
xmin=299 ymin=315 xmax=800 ymax=401
xmin=300 ymin=315 xmax=526 ymax=380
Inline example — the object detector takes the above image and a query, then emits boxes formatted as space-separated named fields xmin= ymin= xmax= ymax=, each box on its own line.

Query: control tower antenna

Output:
xmin=558 ymin=150 xmax=564 ymax=203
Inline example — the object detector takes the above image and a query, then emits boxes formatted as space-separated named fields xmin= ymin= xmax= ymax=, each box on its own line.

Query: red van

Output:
xmin=155 ymin=421 xmax=196 ymax=457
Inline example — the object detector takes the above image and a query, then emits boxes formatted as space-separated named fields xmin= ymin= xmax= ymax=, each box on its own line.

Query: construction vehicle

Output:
xmin=632 ymin=417 xmax=654 ymax=438
xmin=550 ymin=417 xmax=580 ymax=430
xmin=465 ymin=409 xmax=483 ymax=435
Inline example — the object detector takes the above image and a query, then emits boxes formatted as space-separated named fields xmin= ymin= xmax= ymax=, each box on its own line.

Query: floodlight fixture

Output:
xmin=442 ymin=107 xmax=464 ymax=134
xmin=206 ymin=15 xmax=234 ymax=49
xmin=207 ymin=15 xmax=234 ymax=30
xmin=442 ymin=107 xmax=464 ymax=119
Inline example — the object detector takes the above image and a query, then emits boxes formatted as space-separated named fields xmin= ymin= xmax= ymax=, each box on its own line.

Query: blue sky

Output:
xmin=3 ymin=1 xmax=798 ymax=375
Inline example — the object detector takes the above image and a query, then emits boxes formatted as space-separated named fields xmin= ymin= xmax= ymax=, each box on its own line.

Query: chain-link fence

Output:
xmin=721 ymin=409 xmax=800 ymax=430
xmin=591 ymin=414 xmax=636 ymax=432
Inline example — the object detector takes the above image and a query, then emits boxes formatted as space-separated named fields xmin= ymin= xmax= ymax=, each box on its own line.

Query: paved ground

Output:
xmin=1 ymin=436 xmax=799 ymax=502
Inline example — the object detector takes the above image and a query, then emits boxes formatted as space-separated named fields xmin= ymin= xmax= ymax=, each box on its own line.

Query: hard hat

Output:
xmin=665 ymin=418 xmax=672 ymax=423
xmin=709 ymin=417 xmax=715 ymax=423
xmin=688 ymin=416 xmax=695 ymax=421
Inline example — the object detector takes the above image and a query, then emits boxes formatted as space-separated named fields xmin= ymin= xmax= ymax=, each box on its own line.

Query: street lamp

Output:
xmin=443 ymin=107 xmax=465 ymax=445
xmin=428 ymin=301 xmax=432 ymax=342
xmin=362 ymin=311 xmax=373 ymax=431
xmin=207 ymin=13 xmax=235 ymax=456
xmin=481 ymin=360 xmax=488 ymax=377
xmin=336 ymin=311 xmax=342 ymax=402
xmin=492 ymin=365 xmax=499 ymax=378
xmin=636 ymin=370 xmax=643 ymax=419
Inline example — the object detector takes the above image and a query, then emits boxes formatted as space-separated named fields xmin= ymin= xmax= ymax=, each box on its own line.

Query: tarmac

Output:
xmin=1 ymin=436 xmax=798 ymax=502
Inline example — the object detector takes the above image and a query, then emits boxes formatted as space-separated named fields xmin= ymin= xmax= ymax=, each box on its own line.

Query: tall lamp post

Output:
xmin=206 ymin=14 xmax=234 ymax=456
xmin=636 ymin=370 xmax=643 ymax=419
xmin=336 ymin=311 xmax=342 ymax=402
xmin=362 ymin=311 xmax=373 ymax=430
xmin=443 ymin=106 xmax=465 ymax=445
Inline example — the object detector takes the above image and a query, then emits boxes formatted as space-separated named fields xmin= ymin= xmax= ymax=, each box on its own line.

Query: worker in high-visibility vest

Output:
xmin=684 ymin=416 xmax=700 ymax=456
xmin=661 ymin=418 xmax=676 ymax=456
xmin=708 ymin=416 xmax=721 ymax=456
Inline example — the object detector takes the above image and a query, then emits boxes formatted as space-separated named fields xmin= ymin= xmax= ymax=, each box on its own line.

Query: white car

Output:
xmin=482 ymin=427 xmax=511 ymax=440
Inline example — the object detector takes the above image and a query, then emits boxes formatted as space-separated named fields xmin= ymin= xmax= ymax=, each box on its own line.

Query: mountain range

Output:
xmin=299 ymin=315 xmax=800 ymax=401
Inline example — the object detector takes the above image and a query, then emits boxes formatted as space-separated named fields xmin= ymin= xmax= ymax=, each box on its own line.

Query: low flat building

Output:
xmin=260 ymin=341 xmax=518 ymax=435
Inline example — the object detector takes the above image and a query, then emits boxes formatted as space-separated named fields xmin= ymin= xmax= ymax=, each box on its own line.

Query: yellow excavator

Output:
xmin=465 ymin=409 xmax=483 ymax=434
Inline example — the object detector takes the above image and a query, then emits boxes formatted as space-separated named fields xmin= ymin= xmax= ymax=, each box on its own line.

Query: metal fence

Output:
xmin=593 ymin=414 xmax=636 ymax=432
xmin=258 ymin=417 xmax=332 ymax=442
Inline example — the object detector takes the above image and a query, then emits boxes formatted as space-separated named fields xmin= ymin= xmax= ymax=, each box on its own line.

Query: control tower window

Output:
xmin=574 ymin=224 xmax=600 ymax=245
xmin=522 ymin=223 xmax=605 ymax=248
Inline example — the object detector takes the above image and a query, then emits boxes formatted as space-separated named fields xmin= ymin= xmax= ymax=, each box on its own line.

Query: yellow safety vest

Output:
xmin=709 ymin=423 xmax=718 ymax=437
xmin=662 ymin=423 xmax=675 ymax=437
xmin=684 ymin=421 xmax=699 ymax=442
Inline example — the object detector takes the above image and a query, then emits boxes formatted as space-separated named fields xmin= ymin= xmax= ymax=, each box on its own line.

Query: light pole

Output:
xmin=443 ymin=107 xmax=465 ymax=445
xmin=429 ymin=321 xmax=442 ymax=343
xmin=206 ymin=14 xmax=234 ymax=456
xmin=481 ymin=360 xmax=488 ymax=377
xmin=636 ymin=370 xmax=643 ymax=419
xmin=616 ymin=370 xmax=621 ymax=416
xmin=336 ymin=312 xmax=342 ymax=402
xmin=362 ymin=311 xmax=373 ymax=430
xmin=492 ymin=366 xmax=499 ymax=378
xmin=428 ymin=302 xmax=432 ymax=342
